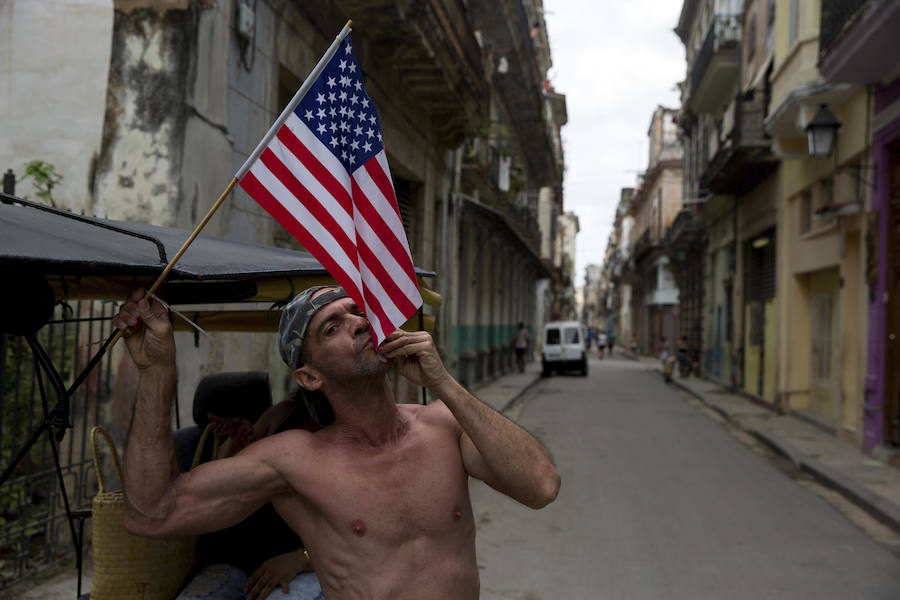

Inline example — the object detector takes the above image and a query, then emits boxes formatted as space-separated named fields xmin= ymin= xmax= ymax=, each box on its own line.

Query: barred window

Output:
xmin=810 ymin=291 xmax=833 ymax=382
xmin=800 ymin=190 xmax=812 ymax=234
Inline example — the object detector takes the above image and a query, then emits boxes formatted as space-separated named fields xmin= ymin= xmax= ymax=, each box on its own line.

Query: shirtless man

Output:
xmin=114 ymin=286 xmax=560 ymax=598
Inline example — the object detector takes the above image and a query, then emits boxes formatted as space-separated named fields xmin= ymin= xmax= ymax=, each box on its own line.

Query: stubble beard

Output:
xmin=312 ymin=342 xmax=390 ymax=383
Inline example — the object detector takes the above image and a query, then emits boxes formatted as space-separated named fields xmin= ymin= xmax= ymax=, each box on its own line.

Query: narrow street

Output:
xmin=471 ymin=355 xmax=900 ymax=599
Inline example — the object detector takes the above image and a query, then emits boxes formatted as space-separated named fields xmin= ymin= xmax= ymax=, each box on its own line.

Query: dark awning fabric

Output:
xmin=0 ymin=196 xmax=437 ymax=307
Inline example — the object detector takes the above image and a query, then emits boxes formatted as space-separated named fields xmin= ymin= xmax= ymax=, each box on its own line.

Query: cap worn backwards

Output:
xmin=278 ymin=285 xmax=349 ymax=369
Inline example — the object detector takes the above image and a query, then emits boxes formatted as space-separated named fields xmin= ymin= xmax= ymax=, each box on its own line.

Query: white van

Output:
xmin=541 ymin=320 xmax=588 ymax=376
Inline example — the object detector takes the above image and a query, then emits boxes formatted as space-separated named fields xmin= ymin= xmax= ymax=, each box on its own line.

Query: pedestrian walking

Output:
xmin=660 ymin=336 xmax=676 ymax=382
xmin=514 ymin=322 xmax=531 ymax=373
xmin=597 ymin=330 xmax=607 ymax=359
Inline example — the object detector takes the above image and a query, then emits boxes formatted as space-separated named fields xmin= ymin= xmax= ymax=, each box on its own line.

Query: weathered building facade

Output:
xmin=661 ymin=0 xmax=897 ymax=456
xmin=676 ymin=0 xmax=740 ymax=384
xmin=623 ymin=107 xmax=684 ymax=355
xmin=450 ymin=0 xmax=565 ymax=386
xmin=551 ymin=211 xmax=579 ymax=321
xmin=766 ymin=0 xmax=869 ymax=433
xmin=814 ymin=0 xmax=900 ymax=452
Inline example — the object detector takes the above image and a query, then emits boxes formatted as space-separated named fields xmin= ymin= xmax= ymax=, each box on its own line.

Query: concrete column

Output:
xmin=419 ymin=157 xmax=436 ymax=270
xmin=475 ymin=223 xmax=491 ymax=384
xmin=487 ymin=237 xmax=500 ymax=379
xmin=502 ymin=247 xmax=514 ymax=372
xmin=459 ymin=213 xmax=477 ymax=386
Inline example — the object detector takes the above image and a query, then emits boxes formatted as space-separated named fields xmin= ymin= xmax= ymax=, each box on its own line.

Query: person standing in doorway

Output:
xmin=514 ymin=322 xmax=531 ymax=373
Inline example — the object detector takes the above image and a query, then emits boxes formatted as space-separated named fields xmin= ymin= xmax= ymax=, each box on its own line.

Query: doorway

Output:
xmin=809 ymin=267 xmax=839 ymax=424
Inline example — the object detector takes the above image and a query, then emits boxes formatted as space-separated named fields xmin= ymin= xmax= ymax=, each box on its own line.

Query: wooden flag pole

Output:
xmin=108 ymin=177 xmax=237 ymax=349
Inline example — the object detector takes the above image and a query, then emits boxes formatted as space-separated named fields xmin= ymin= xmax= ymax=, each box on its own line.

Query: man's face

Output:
xmin=299 ymin=290 xmax=388 ymax=383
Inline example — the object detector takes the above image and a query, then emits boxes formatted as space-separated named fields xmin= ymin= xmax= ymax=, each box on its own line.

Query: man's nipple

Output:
xmin=453 ymin=505 xmax=462 ymax=521
xmin=351 ymin=519 xmax=367 ymax=536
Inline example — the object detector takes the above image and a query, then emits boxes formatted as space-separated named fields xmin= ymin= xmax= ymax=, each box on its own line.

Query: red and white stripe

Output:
xmin=239 ymin=112 xmax=422 ymax=345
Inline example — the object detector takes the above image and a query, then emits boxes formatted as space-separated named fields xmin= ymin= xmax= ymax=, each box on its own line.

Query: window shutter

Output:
xmin=394 ymin=178 xmax=415 ymax=249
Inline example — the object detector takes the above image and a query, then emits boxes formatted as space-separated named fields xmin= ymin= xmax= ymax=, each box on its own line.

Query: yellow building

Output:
xmin=765 ymin=0 xmax=870 ymax=440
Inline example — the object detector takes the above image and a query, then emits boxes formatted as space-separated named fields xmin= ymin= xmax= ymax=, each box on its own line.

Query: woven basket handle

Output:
xmin=90 ymin=426 xmax=124 ymax=494
xmin=90 ymin=422 xmax=219 ymax=494
xmin=190 ymin=423 xmax=221 ymax=470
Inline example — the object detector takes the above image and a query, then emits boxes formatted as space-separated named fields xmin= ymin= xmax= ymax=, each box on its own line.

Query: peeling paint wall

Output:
xmin=93 ymin=7 xmax=193 ymax=224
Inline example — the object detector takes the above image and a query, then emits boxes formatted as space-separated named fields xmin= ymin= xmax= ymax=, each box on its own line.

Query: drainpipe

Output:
xmin=731 ymin=194 xmax=738 ymax=392
xmin=834 ymin=271 xmax=843 ymax=431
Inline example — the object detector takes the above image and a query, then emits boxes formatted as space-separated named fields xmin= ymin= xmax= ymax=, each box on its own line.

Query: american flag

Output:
xmin=238 ymin=34 xmax=422 ymax=345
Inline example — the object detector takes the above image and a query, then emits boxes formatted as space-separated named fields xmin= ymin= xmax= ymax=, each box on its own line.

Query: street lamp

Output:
xmin=805 ymin=104 xmax=841 ymax=159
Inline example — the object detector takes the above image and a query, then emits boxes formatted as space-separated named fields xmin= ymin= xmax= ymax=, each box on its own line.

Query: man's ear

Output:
xmin=293 ymin=365 xmax=323 ymax=391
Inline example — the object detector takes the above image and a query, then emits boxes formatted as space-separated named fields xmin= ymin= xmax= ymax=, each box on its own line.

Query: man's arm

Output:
xmin=113 ymin=291 xmax=288 ymax=537
xmin=378 ymin=330 xmax=560 ymax=509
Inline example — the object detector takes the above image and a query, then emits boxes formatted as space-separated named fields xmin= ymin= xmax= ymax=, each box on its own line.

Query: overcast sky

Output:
xmin=543 ymin=1 xmax=686 ymax=284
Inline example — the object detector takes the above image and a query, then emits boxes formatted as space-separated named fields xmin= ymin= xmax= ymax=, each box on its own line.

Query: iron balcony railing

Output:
xmin=690 ymin=14 xmax=741 ymax=98
xmin=819 ymin=0 xmax=870 ymax=59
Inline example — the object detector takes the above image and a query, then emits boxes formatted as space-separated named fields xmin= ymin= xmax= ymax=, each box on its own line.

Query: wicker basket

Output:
xmin=89 ymin=425 xmax=218 ymax=600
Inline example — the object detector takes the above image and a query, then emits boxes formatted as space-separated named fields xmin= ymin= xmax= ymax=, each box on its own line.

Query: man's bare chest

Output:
xmin=283 ymin=423 xmax=472 ymax=544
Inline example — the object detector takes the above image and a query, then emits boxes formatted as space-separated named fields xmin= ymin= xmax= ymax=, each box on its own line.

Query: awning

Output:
xmin=0 ymin=194 xmax=439 ymax=333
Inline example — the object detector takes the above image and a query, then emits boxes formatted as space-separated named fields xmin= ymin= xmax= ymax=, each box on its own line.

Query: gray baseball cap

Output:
xmin=278 ymin=285 xmax=349 ymax=369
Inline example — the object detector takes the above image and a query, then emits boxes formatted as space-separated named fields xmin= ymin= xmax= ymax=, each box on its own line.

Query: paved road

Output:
xmin=471 ymin=354 xmax=900 ymax=599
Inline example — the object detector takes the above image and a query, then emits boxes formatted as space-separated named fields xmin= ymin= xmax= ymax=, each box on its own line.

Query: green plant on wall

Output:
xmin=20 ymin=160 xmax=62 ymax=207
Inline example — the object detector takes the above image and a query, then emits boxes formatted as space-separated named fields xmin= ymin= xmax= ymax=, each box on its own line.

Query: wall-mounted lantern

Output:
xmin=805 ymin=104 xmax=841 ymax=159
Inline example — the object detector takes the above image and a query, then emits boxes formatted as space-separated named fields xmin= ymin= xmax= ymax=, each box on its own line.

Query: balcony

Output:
xmin=700 ymin=91 xmax=778 ymax=194
xmin=333 ymin=0 xmax=488 ymax=147
xmin=664 ymin=209 xmax=706 ymax=257
xmin=458 ymin=156 xmax=542 ymax=260
xmin=818 ymin=0 xmax=900 ymax=83
xmin=689 ymin=14 xmax=741 ymax=114
xmin=631 ymin=229 xmax=657 ymax=264
xmin=468 ymin=0 xmax=563 ymax=187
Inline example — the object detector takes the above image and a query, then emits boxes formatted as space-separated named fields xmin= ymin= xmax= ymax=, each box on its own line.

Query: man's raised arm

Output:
xmin=378 ymin=330 xmax=560 ymax=509
xmin=113 ymin=291 xmax=286 ymax=537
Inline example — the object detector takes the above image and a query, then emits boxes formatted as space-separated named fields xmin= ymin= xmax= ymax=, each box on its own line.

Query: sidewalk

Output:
xmin=470 ymin=359 xmax=543 ymax=413
xmin=627 ymin=353 xmax=900 ymax=536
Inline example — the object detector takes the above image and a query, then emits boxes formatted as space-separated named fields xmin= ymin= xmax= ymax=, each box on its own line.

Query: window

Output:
xmin=564 ymin=328 xmax=580 ymax=344
xmin=395 ymin=178 xmax=415 ymax=240
xmin=824 ymin=176 xmax=834 ymax=206
xmin=745 ymin=232 xmax=776 ymax=303
xmin=800 ymin=189 xmax=812 ymax=234
xmin=546 ymin=328 xmax=560 ymax=345
xmin=810 ymin=291 xmax=833 ymax=382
